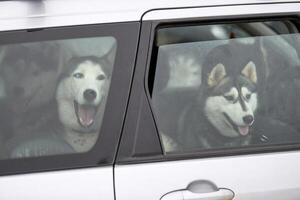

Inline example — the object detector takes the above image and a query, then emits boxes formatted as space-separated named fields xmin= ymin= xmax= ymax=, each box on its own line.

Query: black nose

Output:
xmin=243 ymin=115 xmax=254 ymax=125
xmin=84 ymin=89 xmax=97 ymax=102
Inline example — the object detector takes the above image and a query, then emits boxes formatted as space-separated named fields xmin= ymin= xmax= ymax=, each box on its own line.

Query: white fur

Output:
xmin=242 ymin=61 xmax=257 ymax=83
xmin=63 ymin=129 xmax=100 ymax=153
xmin=161 ymin=133 xmax=179 ymax=153
xmin=205 ymin=87 xmax=257 ymax=137
xmin=56 ymin=60 xmax=109 ymax=152
xmin=225 ymin=88 xmax=238 ymax=100
xmin=167 ymin=55 xmax=201 ymax=88
xmin=208 ymin=63 xmax=226 ymax=87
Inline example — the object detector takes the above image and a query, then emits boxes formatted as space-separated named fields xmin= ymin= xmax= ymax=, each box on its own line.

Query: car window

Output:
xmin=0 ymin=36 xmax=116 ymax=159
xmin=150 ymin=20 xmax=300 ymax=154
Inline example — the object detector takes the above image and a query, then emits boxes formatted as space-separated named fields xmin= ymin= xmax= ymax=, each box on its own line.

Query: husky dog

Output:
xmin=178 ymin=41 xmax=264 ymax=149
xmin=56 ymin=55 xmax=111 ymax=152
xmin=1 ymin=43 xmax=61 ymax=113
xmin=0 ymin=43 xmax=62 ymax=146
xmin=204 ymin=61 xmax=257 ymax=137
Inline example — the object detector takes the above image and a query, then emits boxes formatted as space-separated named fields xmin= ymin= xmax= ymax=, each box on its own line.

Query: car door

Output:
xmin=0 ymin=21 xmax=139 ymax=199
xmin=115 ymin=2 xmax=300 ymax=200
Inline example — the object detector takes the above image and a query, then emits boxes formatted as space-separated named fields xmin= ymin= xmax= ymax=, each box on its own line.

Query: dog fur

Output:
xmin=3 ymin=40 xmax=115 ymax=158
xmin=56 ymin=55 xmax=112 ymax=152
xmin=177 ymin=41 xmax=264 ymax=150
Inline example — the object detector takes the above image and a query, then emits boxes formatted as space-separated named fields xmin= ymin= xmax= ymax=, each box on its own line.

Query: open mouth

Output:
xmin=74 ymin=101 xmax=97 ymax=128
xmin=223 ymin=112 xmax=252 ymax=136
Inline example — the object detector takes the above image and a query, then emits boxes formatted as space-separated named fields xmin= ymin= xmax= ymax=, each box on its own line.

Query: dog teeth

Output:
xmin=78 ymin=104 xmax=96 ymax=127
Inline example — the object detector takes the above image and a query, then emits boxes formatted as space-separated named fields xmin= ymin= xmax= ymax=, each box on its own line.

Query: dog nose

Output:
xmin=84 ymin=89 xmax=97 ymax=102
xmin=243 ymin=115 xmax=254 ymax=125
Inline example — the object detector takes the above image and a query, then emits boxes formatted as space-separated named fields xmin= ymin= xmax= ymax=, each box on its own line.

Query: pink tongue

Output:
xmin=238 ymin=126 xmax=249 ymax=136
xmin=78 ymin=105 xmax=96 ymax=127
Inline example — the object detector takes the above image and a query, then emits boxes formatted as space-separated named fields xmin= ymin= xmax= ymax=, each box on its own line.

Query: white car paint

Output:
xmin=115 ymin=151 xmax=300 ymax=199
xmin=143 ymin=2 xmax=300 ymax=21
xmin=0 ymin=0 xmax=299 ymax=31
xmin=0 ymin=0 xmax=299 ymax=200
xmin=114 ymin=2 xmax=300 ymax=200
xmin=0 ymin=167 xmax=114 ymax=200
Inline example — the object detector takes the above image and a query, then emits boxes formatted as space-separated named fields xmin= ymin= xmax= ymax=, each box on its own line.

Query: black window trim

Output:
xmin=0 ymin=22 xmax=140 ymax=176
xmin=117 ymin=14 xmax=300 ymax=165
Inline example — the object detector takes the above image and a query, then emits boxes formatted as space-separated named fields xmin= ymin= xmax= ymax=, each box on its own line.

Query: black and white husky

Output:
xmin=179 ymin=41 xmax=264 ymax=149
xmin=56 ymin=56 xmax=111 ymax=152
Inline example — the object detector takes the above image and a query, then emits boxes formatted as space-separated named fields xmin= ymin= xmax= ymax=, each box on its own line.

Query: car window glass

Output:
xmin=0 ymin=37 xmax=116 ymax=158
xmin=150 ymin=20 xmax=300 ymax=154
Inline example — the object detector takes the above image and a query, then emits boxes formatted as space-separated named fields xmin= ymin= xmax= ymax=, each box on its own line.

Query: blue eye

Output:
xmin=224 ymin=95 xmax=235 ymax=101
xmin=73 ymin=73 xmax=84 ymax=79
xmin=245 ymin=93 xmax=251 ymax=100
xmin=97 ymin=74 xmax=106 ymax=81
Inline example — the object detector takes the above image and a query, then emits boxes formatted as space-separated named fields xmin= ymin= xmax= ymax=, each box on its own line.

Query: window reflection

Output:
xmin=152 ymin=21 xmax=300 ymax=153
xmin=0 ymin=37 xmax=116 ymax=158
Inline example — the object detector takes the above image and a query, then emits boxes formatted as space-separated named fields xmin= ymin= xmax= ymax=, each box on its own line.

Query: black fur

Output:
xmin=61 ymin=56 xmax=111 ymax=79
xmin=176 ymin=40 xmax=300 ymax=151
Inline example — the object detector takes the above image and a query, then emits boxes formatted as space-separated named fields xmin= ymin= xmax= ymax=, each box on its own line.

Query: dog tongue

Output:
xmin=78 ymin=105 xmax=96 ymax=127
xmin=238 ymin=126 xmax=249 ymax=136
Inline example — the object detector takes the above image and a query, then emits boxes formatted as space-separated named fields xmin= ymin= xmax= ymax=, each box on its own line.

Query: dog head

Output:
xmin=202 ymin=43 xmax=259 ymax=138
xmin=0 ymin=43 xmax=61 ymax=114
xmin=56 ymin=55 xmax=111 ymax=133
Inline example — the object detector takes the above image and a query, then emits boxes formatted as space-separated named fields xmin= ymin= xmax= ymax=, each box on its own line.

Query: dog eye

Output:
xmin=245 ymin=93 xmax=251 ymax=100
xmin=97 ymin=74 xmax=106 ymax=81
xmin=224 ymin=95 xmax=235 ymax=101
xmin=73 ymin=73 xmax=84 ymax=79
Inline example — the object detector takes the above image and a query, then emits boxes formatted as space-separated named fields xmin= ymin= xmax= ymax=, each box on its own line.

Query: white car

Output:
xmin=0 ymin=0 xmax=300 ymax=199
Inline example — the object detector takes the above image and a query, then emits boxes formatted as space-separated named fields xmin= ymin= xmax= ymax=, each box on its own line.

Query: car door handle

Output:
xmin=161 ymin=180 xmax=234 ymax=200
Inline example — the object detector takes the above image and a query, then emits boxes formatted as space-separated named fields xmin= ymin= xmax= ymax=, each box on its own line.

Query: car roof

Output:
xmin=0 ymin=0 xmax=299 ymax=31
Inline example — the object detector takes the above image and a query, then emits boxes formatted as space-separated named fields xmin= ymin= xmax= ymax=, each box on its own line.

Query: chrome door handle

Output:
xmin=161 ymin=180 xmax=234 ymax=200
xmin=183 ymin=188 xmax=234 ymax=200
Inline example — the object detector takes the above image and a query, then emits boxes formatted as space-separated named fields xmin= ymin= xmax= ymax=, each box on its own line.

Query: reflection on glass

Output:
xmin=0 ymin=37 xmax=116 ymax=158
xmin=152 ymin=21 xmax=300 ymax=153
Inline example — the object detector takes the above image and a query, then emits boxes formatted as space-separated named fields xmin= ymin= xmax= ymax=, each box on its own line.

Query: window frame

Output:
xmin=117 ymin=11 xmax=300 ymax=164
xmin=0 ymin=22 xmax=140 ymax=175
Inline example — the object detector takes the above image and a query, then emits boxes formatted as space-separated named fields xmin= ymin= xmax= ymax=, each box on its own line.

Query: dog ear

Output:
xmin=106 ymin=43 xmax=117 ymax=66
xmin=102 ymin=43 xmax=117 ymax=66
xmin=100 ymin=43 xmax=117 ymax=78
xmin=242 ymin=61 xmax=257 ymax=83
xmin=207 ymin=63 xmax=226 ymax=87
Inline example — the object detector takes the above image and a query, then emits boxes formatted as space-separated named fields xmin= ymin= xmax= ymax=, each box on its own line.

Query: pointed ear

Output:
xmin=241 ymin=61 xmax=257 ymax=83
xmin=99 ymin=43 xmax=117 ymax=78
xmin=207 ymin=63 xmax=226 ymax=87
xmin=103 ymin=43 xmax=117 ymax=66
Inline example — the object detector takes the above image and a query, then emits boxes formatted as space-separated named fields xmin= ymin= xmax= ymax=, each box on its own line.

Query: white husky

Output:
xmin=56 ymin=56 xmax=111 ymax=152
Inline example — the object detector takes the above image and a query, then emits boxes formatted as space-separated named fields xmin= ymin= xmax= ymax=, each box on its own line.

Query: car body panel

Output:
xmin=0 ymin=10 xmax=140 ymax=200
xmin=0 ymin=167 xmax=114 ymax=200
xmin=115 ymin=2 xmax=300 ymax=200
xmin=143 ymin=2 xmax=300 ymax=21
xmin=115 ymin=152 xmax=300 ymax=199
xmin=0 ymin=0 xmax=300 ymax=31
xmin=0 ymin=0 xmax=299 ymax=199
